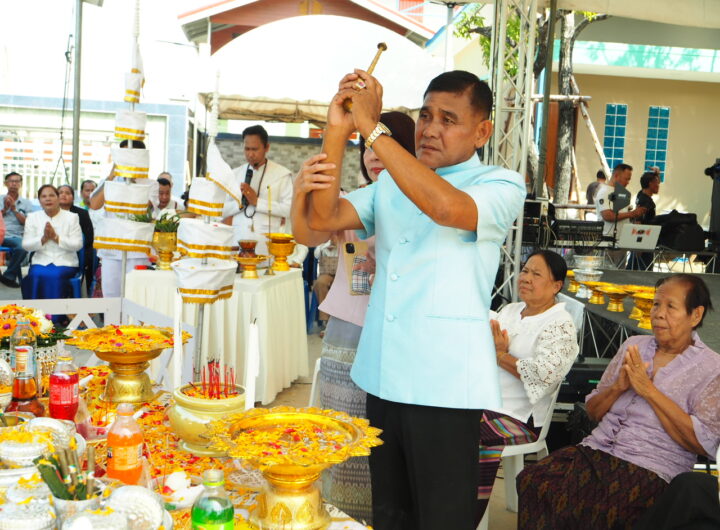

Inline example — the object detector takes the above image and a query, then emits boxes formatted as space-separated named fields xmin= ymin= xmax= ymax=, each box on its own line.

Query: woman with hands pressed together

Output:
xmin=21 ymin=184 xmax=83 ymax=300
xmin=477 ymin=250 xmax=578 ymax=523
xmin=517 ymin=273 xmax=720 ymax=530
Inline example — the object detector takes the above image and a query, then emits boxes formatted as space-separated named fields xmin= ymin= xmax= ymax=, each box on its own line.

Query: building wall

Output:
xmin=572 ymin=73 xmax=719 ymax=227
xmin=0 ymin=95 xmax=188 ymax=197
xmin=216 ymin=135 xmax=363 ymax=192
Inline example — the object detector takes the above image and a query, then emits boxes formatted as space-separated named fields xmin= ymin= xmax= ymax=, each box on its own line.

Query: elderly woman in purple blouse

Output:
xmin=517 ymin=273 xmax=720 ymax=529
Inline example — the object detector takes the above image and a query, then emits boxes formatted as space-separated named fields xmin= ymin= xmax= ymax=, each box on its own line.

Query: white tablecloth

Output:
xmin=125 ymin=268 xmax=308 ymax=405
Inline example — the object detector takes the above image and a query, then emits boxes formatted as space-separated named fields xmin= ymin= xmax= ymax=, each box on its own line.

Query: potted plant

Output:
xmin=152 ymin=212 xmax=181 ymax=270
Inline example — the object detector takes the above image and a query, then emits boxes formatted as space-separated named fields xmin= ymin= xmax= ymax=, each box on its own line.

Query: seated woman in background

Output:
xmin=517 ymin=273 xmax=720 ymax=530
xmin=477 ymin=250 xmax=579 ymax=523
xmin=21 ymin=184 xmax=83 ymax=300
xmin=58 ymin=184 xmax=94 ymax=289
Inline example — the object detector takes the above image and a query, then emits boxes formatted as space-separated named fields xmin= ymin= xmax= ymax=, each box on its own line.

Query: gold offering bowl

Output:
xmin=265 ymin=233 xmax=295 ymax=244
xmin=566 ymin=270 xmax=579 ymax=293
xmin=238 ymin=239 xmax=258 ymax=258
xmin=208 ymin=406 xmax=383 ymax=530
xmin=581 ymin=281 xmax=611 ymax=305
xmin=598 ymin=285 xmax=630 ymax=312
xmin=267 ymin=241 xmax=296 ymax=272
xmin=152 ymin=232 xmax=177 ymax=271
xmin=632 ymin=292 xmax=655 ymax=330
xmin=67 ymin=326 xmax=190 ymax=403
xmin=235 ymin=255 xmax=269 ymax=279
xmin=167 ymin=384 xmax=245 ymax=457
xmin=622 ymin=285 xmax=655 ymax=320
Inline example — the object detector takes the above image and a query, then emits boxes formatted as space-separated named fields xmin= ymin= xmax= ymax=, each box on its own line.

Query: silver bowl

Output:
xmin=573 ymin=268 xmax=603 ymax=299
xmin=573 ymin=255 xmax=604 ymax=270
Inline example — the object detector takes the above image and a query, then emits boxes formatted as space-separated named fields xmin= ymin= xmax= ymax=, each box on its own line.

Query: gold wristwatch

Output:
xmin=364 ymin=122 xmax=392 ymax=149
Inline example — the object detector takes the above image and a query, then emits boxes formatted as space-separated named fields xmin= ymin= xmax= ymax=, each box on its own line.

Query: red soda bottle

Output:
xmin=49 ymin=356 xmax=79 ymax=421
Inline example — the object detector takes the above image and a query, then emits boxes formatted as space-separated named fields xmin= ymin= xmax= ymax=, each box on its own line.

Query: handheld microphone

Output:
xmin=242 ymin=166 xmax=253 ymax=208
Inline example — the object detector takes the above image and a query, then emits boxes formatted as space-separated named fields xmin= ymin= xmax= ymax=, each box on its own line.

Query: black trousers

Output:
xmin=634 ymin=472 xmax=720 ymax=530
xmin=366 ymin=393 xmax=483 ymax=530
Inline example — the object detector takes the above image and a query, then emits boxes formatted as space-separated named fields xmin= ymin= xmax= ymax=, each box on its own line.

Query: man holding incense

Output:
xmin=294 ymin=69 xmax=525 ymax=529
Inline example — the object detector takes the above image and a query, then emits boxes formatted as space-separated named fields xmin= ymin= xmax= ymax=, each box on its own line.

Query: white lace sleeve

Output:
xmin=516 ymin=319 xmax=579 ymax=405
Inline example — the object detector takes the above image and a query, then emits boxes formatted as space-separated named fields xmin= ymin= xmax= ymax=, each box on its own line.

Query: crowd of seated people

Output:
xmin=0 ymin=174 xmax=96 ymax=303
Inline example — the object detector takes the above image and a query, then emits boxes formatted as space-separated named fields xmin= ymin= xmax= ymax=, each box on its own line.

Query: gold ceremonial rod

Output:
xmin=343 ymin=42 xmax=388 ymax=112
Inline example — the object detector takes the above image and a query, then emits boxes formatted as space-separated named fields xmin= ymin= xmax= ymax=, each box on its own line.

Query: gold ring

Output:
xmin=353 ymin=80 xmax=366 ymax=91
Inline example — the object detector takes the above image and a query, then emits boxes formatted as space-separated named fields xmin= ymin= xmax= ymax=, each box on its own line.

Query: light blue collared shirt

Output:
xmin=345 ymin=154 xmax=526 ymax=409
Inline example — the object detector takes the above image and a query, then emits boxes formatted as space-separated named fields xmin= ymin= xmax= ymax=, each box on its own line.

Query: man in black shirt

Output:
xmin=585 ymin=170 xmax=606 ymax=205
xmin=636 ymin=171 xmax=660 ymax=224
xmin=628 ymin=171 xmax=660 ymax=269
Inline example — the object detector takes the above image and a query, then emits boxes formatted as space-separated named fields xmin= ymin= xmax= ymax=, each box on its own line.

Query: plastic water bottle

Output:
xmin=107 ymin=403 xmax=144 ymax=485
xmin=191 ymin=469 xmax=234 ymax=529
xmin=49 ymin=356 xmax=79 ymax=420
xmin=10 ymin=319 xmax=36 ymax=377
xmin=6 ymin=320 xmax=44 ymax=417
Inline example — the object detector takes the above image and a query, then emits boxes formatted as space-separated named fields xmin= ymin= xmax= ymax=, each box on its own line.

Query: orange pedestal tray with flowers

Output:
xmin=67 ymin=326 xmax=190 ymax=403
xmin=208 ymin=406 xmax=382 ymax=530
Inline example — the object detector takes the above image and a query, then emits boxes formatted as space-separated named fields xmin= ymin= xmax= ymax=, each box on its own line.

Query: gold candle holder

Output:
xmin=152 ymin=232 xmax=177 ymax=271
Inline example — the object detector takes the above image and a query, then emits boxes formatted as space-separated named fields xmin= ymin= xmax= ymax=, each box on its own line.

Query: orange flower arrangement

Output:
xmin=67 ymin=325 xmax=190 ymax=354
xmin=0 ymin=304 xmax=53 ymax=339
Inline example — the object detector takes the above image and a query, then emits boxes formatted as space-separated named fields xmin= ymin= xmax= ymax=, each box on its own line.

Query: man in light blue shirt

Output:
xmin=299 ymin=70 xmax=525 ymax=529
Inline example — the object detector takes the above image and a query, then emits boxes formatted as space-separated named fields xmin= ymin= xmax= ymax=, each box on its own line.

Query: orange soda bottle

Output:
xmin=106 ymin=403 xmax=144 ymax=485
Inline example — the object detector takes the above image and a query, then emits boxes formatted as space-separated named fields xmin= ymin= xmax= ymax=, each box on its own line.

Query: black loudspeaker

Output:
xmin=653 ymin=210 xmax=706 ymax=251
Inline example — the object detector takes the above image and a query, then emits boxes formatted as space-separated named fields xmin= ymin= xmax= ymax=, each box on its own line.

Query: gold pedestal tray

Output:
xmin=236 ymin=255 xmax=269 ymax=279
xmin=67 ymin=326 xmax=190 ymax=403
xmin=265 ymin=233 xmax=296 ymax=272
xmin=598 ymin=285 xmax=630 ymax=312
xmin=632 ymin=292 xmax=655 ymax=330
xmin=622 ymin=285 xmax=655 ymax=320
xmin=566 ymin=270 xmax=579 ymax=293
xmin=152 ymin=232 xmax=177 ymax=271
xmin=209 ymin=406 xmax=382 ymax=530
xmin=581 ymin=281 xmax=611 ymax=305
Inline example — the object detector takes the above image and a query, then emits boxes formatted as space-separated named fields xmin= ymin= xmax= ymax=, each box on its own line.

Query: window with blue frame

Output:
xmin=644 ymin=106 xmax=670 ymax=181
xmin=603 ymin=104 xmax=628 ymax=171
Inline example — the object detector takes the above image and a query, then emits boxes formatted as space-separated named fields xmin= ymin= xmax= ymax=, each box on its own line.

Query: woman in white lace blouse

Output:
xmin=476 ymin=250 xmax=579 ymax=522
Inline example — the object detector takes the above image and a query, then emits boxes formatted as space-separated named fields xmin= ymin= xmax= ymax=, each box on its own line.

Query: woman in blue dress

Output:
xmin=21 ymin=184 xmax=83 ymax=300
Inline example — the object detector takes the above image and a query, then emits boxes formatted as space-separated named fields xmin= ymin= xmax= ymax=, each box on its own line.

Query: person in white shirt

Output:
xmin=476 ymin=250 xmax=579 ymax=524
xmin=222 ymin=125 xmax=293 ymax=255
xmin=21 ymin=184 xmax=83 ymax=300
xmin=594 ymin=163 xmax=646 ymax=237
xmin=152 ymin=177 xmax=182 ymax=218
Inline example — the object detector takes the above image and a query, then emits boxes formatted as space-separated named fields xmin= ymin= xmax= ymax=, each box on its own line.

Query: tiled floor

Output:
xmin=268 ymin=331 xmax=518 ymax=530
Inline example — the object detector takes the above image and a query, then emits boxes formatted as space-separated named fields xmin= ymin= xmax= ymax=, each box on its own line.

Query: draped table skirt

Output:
xmin=125 ymin=268 xmax=308 ymax=404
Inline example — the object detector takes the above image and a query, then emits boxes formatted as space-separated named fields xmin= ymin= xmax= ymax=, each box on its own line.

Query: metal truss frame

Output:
xmin=486 ymin=0 xmax=538 ymax=302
